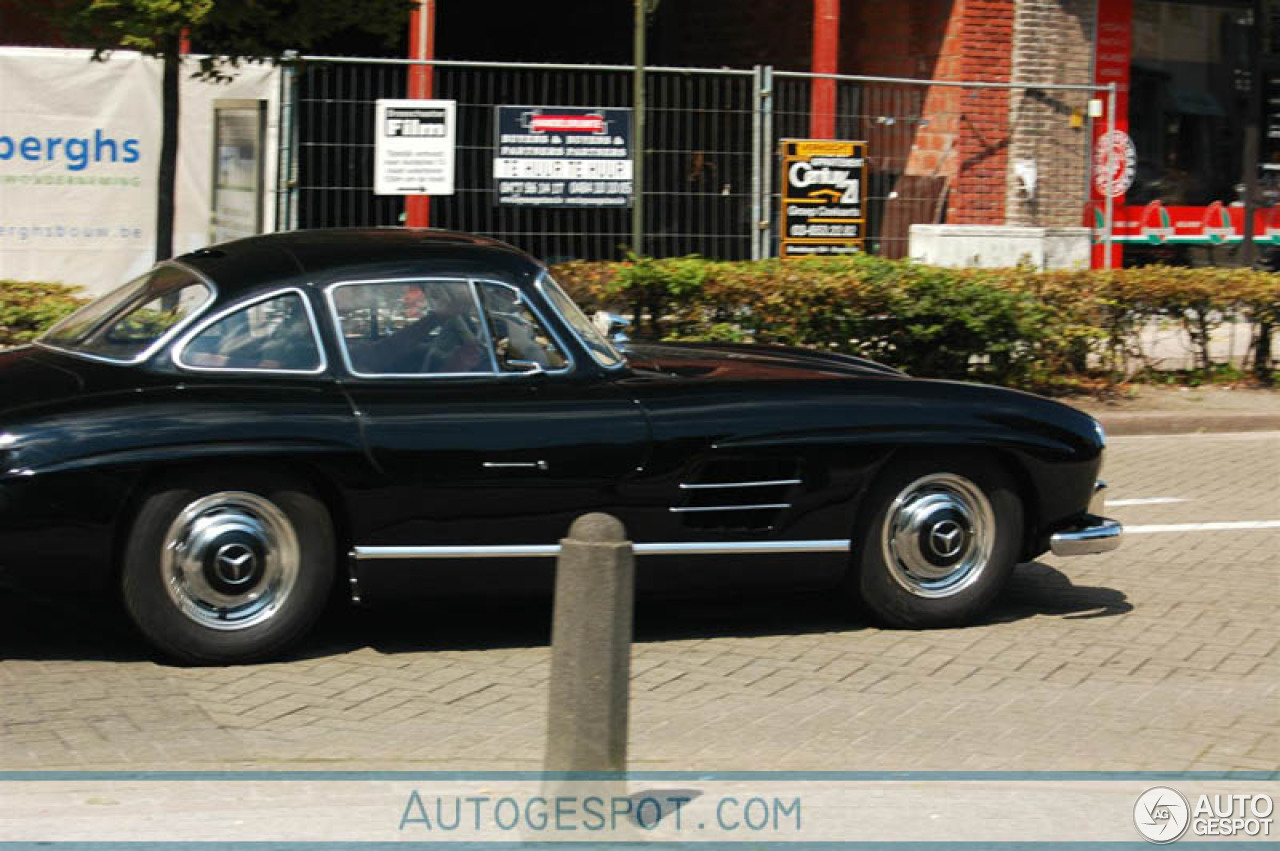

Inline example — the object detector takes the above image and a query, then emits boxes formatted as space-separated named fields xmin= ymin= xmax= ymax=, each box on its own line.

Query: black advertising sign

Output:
xmin=493 ymin=106 xmax=633 ymax=207
xmin=780 ymin=139 xmax=867 ymax=258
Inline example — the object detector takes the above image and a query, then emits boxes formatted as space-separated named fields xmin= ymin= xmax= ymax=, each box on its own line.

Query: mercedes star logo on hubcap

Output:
xmin=214 ymin=543 xmax=257 ymax=585
xmin=929 ymin=520 xmax=965 ymax=558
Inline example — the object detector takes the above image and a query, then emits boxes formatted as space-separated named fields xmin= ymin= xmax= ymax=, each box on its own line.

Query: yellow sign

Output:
xmin=780 ymin=139 xmax=867 ymax=258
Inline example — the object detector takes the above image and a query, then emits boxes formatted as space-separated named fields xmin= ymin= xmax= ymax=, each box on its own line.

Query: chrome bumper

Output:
xmin=1049 ymin=481 xmax=1123 ymax=557
xmin=1050 ymin=515 xmax=1124 ymax=556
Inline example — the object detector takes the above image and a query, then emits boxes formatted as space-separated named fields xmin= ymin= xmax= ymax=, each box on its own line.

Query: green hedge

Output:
xmin=552 ymin=256 xmax=1280 ymax=390
xmin=0 ymin=281 xmax=86 ymax=347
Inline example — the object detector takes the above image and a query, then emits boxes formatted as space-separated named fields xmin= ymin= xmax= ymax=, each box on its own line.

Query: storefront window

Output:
xmin=1127 ymin=0 xmax=1255 ymax=207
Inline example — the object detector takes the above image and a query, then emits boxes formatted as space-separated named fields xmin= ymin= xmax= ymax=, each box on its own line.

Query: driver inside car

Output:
xmin=349 ymin=284 xmax=488 ymax=375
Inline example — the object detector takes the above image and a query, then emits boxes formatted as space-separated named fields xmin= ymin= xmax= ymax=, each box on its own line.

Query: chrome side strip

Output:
xmin=678 ymin=479 xmax=802 ymax=490
xmin=669 ymin=503 xmax=791 ymax=513
xmin=635 ymin=540 xmax=848 ymax=555
xmin=352 ymin=539 xmax=851 ymax=560
xmin=483 ymin=460 xmax=549 ymax=471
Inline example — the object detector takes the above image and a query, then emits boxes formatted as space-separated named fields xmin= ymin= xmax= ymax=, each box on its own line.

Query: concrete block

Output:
xmin=909 ymin=224 xmax=1091 ymax=269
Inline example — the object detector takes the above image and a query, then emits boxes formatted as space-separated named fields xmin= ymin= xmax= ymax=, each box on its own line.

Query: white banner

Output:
xmin=0 ymin=47 xmax=278 ymax=296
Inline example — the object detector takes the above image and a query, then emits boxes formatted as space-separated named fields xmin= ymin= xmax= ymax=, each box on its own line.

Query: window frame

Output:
xmin=171 ymin=286 xmax=329 ymax=376
xmin=323 ymin=276 xmax=576 ymax=380
xmin=474 ymin=279 xmax=574 ymax=377
xmin=535 ymin=270 xmax=626 ymax=371
xmin=35 ymin=261 xmax=217 ymax=367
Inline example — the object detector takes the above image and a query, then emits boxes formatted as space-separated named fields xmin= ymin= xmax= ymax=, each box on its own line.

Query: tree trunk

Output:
xmin=155 ymin=42 xmax=180 ymax=262
xmin=1256 ymin=321 xmax=1274 ymax=382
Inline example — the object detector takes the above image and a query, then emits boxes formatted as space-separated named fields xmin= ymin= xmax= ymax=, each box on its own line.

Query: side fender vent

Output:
xmin=673 ymin=456 xmax=802 ymax=531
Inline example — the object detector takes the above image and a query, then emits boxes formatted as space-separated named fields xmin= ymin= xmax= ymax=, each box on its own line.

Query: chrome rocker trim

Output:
xmin=1050 ymin=516 xmax=1124 ymax=557
xmin=352 ymin=539 xmax=852 ymax=560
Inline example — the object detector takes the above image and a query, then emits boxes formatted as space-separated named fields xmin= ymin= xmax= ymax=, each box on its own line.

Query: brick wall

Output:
xmin=648 ymin=0 xmax=1096 ymax=234
xmin=842 ymin=0 xmax=952 ymax=79
xmin=841 ymin=0 xmax=954 ymax=175
xmin=1005 ymin=0 xmax=1096 ymax=226
xmin=902 ymin=2 xmax=967 ymax=181
xmin=947 ymin=0 xmax=1016 ymax=225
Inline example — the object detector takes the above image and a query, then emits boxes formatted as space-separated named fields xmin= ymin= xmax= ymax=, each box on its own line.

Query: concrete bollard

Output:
xmin=544 ymin=512 xmax=634 ymax=774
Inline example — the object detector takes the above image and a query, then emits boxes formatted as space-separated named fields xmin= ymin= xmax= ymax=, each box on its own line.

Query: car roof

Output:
xmin=175 ymin=228 xmax=546 ymax=298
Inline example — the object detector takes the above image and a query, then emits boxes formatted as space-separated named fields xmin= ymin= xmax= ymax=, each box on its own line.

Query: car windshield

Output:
xmin=40 ymin=265 xmax=212 ymax=362
xmin=539 ymin=275 xmax=624 ymax=368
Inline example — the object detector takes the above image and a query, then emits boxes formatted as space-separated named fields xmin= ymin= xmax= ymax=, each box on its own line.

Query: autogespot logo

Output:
xmin=1134 ymin=787 xmax=1191 ymax=843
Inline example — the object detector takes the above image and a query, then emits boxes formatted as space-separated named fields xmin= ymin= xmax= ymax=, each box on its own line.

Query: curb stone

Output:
xmin=1092 ymin=411 xmax=1280 ymax=436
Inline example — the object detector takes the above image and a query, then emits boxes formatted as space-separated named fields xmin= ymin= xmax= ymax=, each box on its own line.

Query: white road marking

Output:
xmin=1125 ymin=520 xmax=1280 ymax=534
xmin=1107 ymin=497 xmax=1188 ymax=507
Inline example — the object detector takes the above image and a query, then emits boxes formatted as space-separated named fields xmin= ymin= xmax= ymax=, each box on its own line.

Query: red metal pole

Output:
xmin=809 ymin=0 xmax=839 ymax=139
xmin=405 ymin=0 xmax=435 ymax=227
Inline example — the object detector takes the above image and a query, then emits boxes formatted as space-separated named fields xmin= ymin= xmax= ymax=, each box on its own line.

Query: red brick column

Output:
xmin=948 ymin=0 xmax=1014 ymax=225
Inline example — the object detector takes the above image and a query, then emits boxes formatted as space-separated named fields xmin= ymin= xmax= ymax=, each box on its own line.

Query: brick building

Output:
xmin=646 ymin=0 xmax=1273 ymax=267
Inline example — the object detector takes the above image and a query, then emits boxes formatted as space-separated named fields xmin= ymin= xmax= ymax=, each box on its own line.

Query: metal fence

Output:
xmin=276 ymin=56 xmax=1112 ymax=263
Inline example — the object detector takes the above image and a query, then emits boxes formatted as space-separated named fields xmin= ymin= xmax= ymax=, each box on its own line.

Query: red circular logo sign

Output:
xmin=1094 ymin=130 xmax=1137 ymax=199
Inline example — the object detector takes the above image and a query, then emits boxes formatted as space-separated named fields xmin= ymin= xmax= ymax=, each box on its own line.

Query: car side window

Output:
xmin=476 ymin=282 xmax=569 ymax=373
xmin=330 ymin=280 xmax=495 ymax=376
xmin=180 ymin=291 xmax=322 ymax=372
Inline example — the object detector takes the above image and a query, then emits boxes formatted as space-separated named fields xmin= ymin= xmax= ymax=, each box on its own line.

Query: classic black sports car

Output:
xmin=0 ymin=229 xmax=1121 ymax=663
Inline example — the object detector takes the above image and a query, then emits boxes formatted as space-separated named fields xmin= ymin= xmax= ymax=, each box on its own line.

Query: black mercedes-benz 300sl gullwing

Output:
xmin=0 ymin=229 xmax=1122 ymax=663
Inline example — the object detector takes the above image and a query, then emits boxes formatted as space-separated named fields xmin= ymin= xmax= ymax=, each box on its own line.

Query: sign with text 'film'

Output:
xmin=781 ymin=139 xmax=867 ymax=258
xmin=373 ymin=99 xmax=456 ymax=196
xmin=493 ymin=106 xmax=633 ymax=207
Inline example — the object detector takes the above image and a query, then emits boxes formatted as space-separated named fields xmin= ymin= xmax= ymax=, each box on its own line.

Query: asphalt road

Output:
xmin=1 ymin=431 xmax=1276 ymax=771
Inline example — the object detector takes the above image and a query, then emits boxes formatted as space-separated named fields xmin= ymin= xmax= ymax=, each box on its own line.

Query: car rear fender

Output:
xmin=107 ymin=456 xmax=356 ymax=587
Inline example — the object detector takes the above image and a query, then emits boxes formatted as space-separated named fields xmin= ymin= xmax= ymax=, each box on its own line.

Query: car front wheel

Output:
xmin=853 ymin=454 xmax=1023 ymax=628
xmin=121 ymin=470 xmax=334 ymax=664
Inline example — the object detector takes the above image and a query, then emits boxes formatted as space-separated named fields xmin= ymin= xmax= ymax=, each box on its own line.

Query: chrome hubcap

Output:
xmin=881 ymin=473 xmax=994 ymax=598
xmin=161 ymin=491 xmax=299 ymax=630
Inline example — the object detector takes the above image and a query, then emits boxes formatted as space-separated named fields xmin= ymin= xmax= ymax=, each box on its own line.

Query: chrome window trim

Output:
xmin=34 ymin=261 xmax=217 ymax=367
xmin=468 ymin=280 xmax=502 ymax=374
xmin=323 ymin=276 xmax=576 ymax=380
xmin=474 ymin=279 xmax=575 ymax=376
xmin=535 ymin=270 xmax=626 ymax=371
xmin=171 ymin=286 xmax=330 ymax=376
xmin=351 ymin=539 xmax=851 ymax=560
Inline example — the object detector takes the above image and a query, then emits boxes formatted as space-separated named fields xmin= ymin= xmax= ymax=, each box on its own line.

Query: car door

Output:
xmin=326 ymin=276 xmax=650 ymax=597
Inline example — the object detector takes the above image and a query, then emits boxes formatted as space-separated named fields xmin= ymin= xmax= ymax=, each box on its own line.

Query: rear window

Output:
xmin=40 ymin=265 xmax=212 ymax=362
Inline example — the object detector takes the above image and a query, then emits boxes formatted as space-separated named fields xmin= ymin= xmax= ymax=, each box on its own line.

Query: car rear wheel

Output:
xmin=853 ymin=454 xmax=1023 ymax=628
xmin=121 ymin=469 xmax=334 ymax=664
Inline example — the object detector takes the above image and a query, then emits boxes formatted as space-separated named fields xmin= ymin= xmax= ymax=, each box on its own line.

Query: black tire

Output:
xmin=121 ymin=468 xmax=335 ymax=664
xmin=852 ymin=452 xmax=1023 ymax=628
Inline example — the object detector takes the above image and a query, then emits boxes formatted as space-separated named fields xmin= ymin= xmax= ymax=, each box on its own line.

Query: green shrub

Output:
xmin=551 ymin=256 xmax=1280 ymax=390
xmin=0 ymin=281 xmax=87 ymax=347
